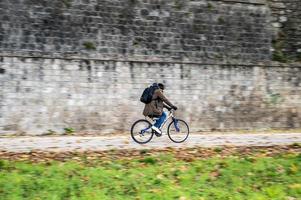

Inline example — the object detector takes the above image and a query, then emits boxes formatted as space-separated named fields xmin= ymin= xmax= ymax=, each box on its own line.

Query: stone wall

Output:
xmin=1 ymin=56 xmax=301 ymax=135
xmin=0 ymin=0 xmax=271 ymax=63
xmin=1 ymin=0 xmax=301 ymax=135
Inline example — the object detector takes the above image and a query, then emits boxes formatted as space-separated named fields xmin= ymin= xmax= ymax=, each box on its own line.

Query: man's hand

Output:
xmin=172 ymin=106 xmax=178 ymax=110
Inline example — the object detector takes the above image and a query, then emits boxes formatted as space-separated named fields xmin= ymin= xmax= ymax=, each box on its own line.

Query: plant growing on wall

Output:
xmin=297 ymin=53 xmax=301 ymax=62
xmin=218 ymin=17 xmax=225 ymax=24
xmin=129 ymin=0 xmax=138 ymax=4
xmin=265 ymin=93 xmax=284 ymax=106
xmin=61 ymin=0 xmax=72 ymax=8
xmin=64 ymin=127 xmax=75 ymax=135
xmin=83 ymin=42 xmax=96 ymax=50
xmin=174 ymin=0 xmax=185 ymax=10
xmin=207 ymin=3 xmax=214 ymax=11
xmin=272 ymin=38 xmax=301 ymax=63
xmin=45 ymin=129 xmax=56 ymax=135
xmin=272 ymin=40 xmax=288 ymax=63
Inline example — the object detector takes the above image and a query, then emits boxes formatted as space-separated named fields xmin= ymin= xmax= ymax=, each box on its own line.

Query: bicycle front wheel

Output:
xmin=167 ymin=119 xmax=189 ymax=143
xmin=131 ymin=119 xmax=154 ymax=144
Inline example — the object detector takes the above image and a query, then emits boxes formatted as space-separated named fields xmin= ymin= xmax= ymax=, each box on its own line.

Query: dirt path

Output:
xmin=1 ymin=133 xmax=301 ymax=152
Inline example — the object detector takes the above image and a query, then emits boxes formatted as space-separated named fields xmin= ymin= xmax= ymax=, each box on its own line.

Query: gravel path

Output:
xmin=1 ymin=133 xmax=301 ymax=152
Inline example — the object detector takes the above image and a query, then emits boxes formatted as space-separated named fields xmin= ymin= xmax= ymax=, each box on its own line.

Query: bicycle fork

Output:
xmin=172 ymin=117 xmax=180 ymax=132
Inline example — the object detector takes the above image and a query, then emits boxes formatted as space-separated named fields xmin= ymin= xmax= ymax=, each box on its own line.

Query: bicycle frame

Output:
xmin=158 ymin=110 xmax=174 ymax=129
xmin=142 ymin=109 xmax=180 ymax=134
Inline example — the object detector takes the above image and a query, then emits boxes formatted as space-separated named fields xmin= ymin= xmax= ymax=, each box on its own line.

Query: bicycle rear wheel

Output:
xmin=131 ymin=119 xmax=154 ymax=144
xmin=167 ymin=119 xmax=189 ymax=143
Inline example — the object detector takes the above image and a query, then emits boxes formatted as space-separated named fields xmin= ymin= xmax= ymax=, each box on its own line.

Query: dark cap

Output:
xmin=158 ymin=83 xmax=165 ymax=90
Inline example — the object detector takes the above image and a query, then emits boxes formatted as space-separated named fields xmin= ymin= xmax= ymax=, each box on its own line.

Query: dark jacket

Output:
xmin=143 ymin=88 xmax=175 ymax=117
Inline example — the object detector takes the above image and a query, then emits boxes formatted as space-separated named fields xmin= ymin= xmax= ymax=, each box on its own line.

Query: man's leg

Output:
xmin=151 ymin=112 xmax=167 ymax=136
xmin=153 ymin=112 xmax=167 ymax=129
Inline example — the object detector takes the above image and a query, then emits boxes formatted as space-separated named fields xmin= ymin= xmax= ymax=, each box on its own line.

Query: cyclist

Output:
xmin=143 ymin=83 xmax=177 ymax=136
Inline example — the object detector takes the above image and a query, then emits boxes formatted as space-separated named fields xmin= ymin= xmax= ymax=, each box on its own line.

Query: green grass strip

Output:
xmin=0 ymin=153 xmax=301 ymax=200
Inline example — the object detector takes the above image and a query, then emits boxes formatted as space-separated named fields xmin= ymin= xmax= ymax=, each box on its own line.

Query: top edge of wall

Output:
xmin=1 ymin=53 xmax=301 ymax=68
xmin=206 ymin=0 xmax=266 ymax=5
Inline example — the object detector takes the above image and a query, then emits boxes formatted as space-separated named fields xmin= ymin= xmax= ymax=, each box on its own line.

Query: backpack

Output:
xmin=140 ymin=83 xmax=159 ymax=104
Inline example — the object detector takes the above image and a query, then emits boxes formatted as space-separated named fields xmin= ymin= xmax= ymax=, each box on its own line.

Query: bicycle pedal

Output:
xmin=155 ymin=133 xmax=162 ymax=137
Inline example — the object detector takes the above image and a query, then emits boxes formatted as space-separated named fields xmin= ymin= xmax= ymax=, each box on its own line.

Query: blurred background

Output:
xmin=0 ymin=0 xmax=300 ymax=135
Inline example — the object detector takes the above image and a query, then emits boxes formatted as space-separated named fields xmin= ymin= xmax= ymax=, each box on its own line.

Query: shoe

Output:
xmin=151 ymin=126 xmax=162 ymax=137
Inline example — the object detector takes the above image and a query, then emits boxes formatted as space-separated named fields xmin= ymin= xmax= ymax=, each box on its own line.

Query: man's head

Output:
xmin=158 ymin=83 xmax=165 ymax=90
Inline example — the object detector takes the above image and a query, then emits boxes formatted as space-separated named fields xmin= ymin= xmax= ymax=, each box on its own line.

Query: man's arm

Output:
xmin=156 ymin=90 xmax=175 ymax=108
xmin=163 ymin=103 xmax=172 ymax=110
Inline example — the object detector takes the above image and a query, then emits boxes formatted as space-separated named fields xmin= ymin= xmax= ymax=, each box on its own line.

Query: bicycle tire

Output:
xmin=131 ymin=119 xmax=154 ymax=144
xmin=167 ymin=119 xmax=189 ymax=143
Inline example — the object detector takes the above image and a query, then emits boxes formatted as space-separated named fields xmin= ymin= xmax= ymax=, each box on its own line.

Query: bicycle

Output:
xmin=130 ymin=109 xmax=189 ymax=144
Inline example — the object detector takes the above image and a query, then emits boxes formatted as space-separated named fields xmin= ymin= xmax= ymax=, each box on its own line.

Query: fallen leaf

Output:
xmin=179 ymin=165 xmax=188 ymax=172
xmin=290 ymin=164 xmax=298 ymax=174
xmin=289 ymin=184 xmax=301 ymax=189
xmin=156 ymin=174 xmax=164 ymax=179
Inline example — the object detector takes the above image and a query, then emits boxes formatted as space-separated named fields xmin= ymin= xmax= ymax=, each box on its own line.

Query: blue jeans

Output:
xmin=154 ymin=112 xmax=167 ymax=129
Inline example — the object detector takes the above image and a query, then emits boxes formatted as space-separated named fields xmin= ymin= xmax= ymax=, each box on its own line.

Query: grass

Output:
xmin=0 ymin=153 xmax=301 ymax=199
